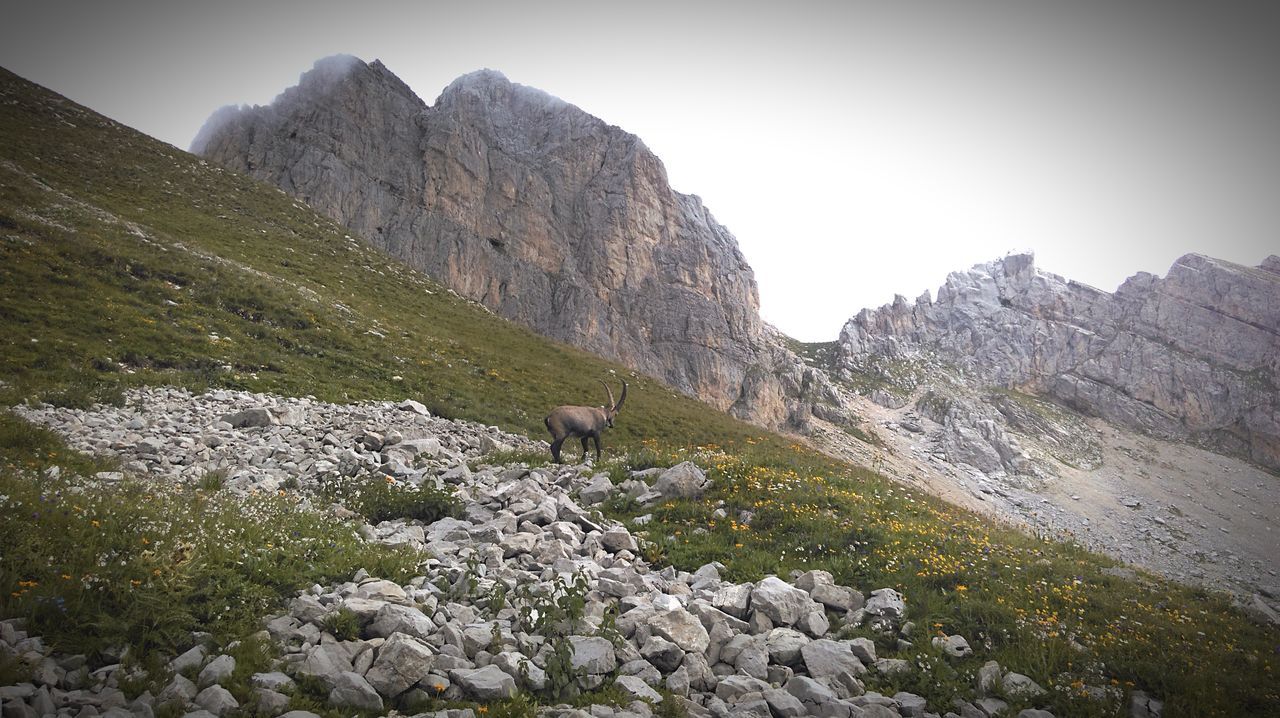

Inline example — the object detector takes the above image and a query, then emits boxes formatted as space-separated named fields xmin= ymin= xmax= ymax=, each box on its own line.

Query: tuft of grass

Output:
xmin=196 ymin=467 xmax=228 ymax=492
xmin=314 ymin=473 xmax=461 ymax=524
xmin=320 ymin=607 xmax=360 ymax=642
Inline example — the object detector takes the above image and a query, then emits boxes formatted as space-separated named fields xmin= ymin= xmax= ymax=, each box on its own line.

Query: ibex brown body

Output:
xmin=545 ymin=380 xmax=627 ymax=463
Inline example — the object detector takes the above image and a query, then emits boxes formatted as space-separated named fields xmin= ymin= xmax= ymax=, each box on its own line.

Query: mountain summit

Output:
xmin=194 ymin=55 xmax=834 ymax=429
xmin=838 ymin=252 xmax=1280 ymax=470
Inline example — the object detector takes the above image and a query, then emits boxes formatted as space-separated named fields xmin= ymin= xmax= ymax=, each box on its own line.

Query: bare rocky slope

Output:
xmin=193 ymin=55 xmax=840 ymax=431
xmin=837 ymin=253 xmax=1280 ymax=471
xmin=818 ymin=254 xmax=1280 ymax=602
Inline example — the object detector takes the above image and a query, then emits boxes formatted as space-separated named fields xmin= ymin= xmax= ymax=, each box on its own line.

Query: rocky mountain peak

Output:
xmin=290 ymin=54 xmax=422 ymax=106
xmin=194 ymin=56 xmax=836 ymax=430
xmin=838 ymin=252 xmax=1280 ymax=470
xmin=438 ymin=67 xmax=518 ymax=100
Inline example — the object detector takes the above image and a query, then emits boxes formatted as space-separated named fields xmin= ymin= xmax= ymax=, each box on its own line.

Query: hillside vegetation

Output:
xmin=1 ymin=67 xmax=1277 ymax=717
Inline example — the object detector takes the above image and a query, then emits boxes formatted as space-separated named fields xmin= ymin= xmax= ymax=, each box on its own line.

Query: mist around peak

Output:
xmin=188 ymin=103 xmax=247 ymax=155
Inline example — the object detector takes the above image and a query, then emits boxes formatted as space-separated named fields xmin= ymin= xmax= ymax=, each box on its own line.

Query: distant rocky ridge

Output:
xmin=837 ymin=253 xmax=1280 ymax=472
xmin=193 ymin=55 xmax=840 ymax=431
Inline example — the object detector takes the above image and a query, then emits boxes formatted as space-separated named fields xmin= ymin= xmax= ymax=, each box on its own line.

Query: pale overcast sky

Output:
xmin=2 ymin=1 xmax=1277 ymax=340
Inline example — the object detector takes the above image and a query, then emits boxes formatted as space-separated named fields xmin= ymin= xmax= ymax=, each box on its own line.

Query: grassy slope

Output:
xmin=0 ymin=68 xmax=783 ymax=453
xmin=1 ymin=68 xmax=1276 ymax=717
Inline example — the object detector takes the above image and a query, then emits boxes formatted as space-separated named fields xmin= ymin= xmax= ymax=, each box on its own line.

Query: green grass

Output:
xmin=313 ymin=473 xmax=461 ymax=524
xmin=0 ymin=411 xmax=423 ymax=659
xmin=1 ymin=66 xmax=1278 ymax=717
xmin=607 ymin=444 xmax=1280 ymax=717
xmin=781 ymin=338 xmax=841 ymax=371
xmin=0 ymin=67 xmax=789 ymax=459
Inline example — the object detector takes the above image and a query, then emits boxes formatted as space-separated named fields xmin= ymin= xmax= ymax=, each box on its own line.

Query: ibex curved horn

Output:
xmin=614 ymin=380 xmax=627 ymax=413
xmin=600 ymin=380 xmax=616 ymax=411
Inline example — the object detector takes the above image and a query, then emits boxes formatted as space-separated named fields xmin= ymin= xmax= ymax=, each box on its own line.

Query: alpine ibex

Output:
xmin=544 ymin=380 xmax=627 ymax=463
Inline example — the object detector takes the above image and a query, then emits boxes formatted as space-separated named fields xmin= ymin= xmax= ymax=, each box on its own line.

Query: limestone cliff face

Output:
xmin=194 ymin=55 xmax=831 ymax=428
xmin=838 ymin=253 xmax=1280 ymax=469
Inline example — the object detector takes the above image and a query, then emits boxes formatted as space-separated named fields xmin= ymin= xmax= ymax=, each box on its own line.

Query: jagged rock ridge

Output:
xmin=837 ymin=253 xmax=1280 ymax=470
xmin=193 ymin=55 xmax=836 ymax=430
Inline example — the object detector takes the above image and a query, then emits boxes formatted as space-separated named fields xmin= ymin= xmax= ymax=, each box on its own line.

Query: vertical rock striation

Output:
xmin=194 ymin=55 xmax=832 ymax=428
xmin=838 ymin=253 xmax=1280 ymax=470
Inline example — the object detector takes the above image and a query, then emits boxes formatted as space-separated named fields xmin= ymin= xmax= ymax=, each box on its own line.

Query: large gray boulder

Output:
xmin=491 ymin=651 xmax=546 ymax=691
xmin=327 ymin=672 xmax=383 ymax=712
xmin=712 ymin=583 xmax=753 ymax=619
xmin=450 ymin=665 xmax=517 ymax=700
xmin=649 ymin=608 xmax=711 ymax=654
xmin=221 ymin=408 xmax=275 ymax=428
xmin=801 ymin=639 xmax=867 ymax=679
xmin=194 ymin=685 xmax=238 ymax=716
xmin=784 ymin=675 xmax=838 ymax=705
xmin=615 ymin=674 xmax=663 ymax=703
xmin=764 ymin=628 xmax=810 ymax=665
xmin=715 ymin=674 xmax=771 ymax=703
xmin=568 ymin=636 xmax=617 ymax=675
xmin=368 ymin=603 xmax=435 ymax=639
xmin=641 ymin=635 xmax=685 ymax=673
xmin=750 ymin=577 xmax=817 ymax=626
xmin=653 ymin=462 xmax=711 ymax=499
xmin=295 ymin=642 xmax=357 ymax=681
xmin=365 ymin=632 xmax=436 ymax=697
xmin=809 ymin=583 xmax=864 ymax=612
xmin=196 ymin=654 xmax=234 ymax=688
xmin=864 ymin=588 xmax=906 ymax=621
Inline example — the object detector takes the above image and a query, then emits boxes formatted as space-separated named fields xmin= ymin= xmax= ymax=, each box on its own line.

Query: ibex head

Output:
xmin=544 ymin=379 xmax=628 ymax=463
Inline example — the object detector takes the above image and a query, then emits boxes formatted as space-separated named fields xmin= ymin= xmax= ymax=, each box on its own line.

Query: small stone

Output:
xmin=254 ymin=688 xmax=291 ymax=716
xmin=649 ymin=608 xmax=710 ymax=654
xmin=568 ymin=636 xmax=617 ymax=674
xmin=194 ymin=685 xmax=239 ymax=716
xmin=366 ymin=632 xmax=436 ymax=697
xmin=750 ymin=577 xmax=816 ymax=626
xmin=169 ymin=645 xmax=206 ymax=675
xmin=763 ymin=687 xmax=808 ymax=717
xmin=196 ymin=654 xmax=235 ymax=688
xmin=328 ymin=671 xmax=383 ymax=712
xmin=931 ymin=634 xmax=973 ymax=658
xmin=864 ymin=588 xmax=906 ymax=621
xmin=222 ymin=408 xmax=275 ymax=428
xmin=1002 ymin=672 xmax=1046 ymax=699
xmin=579 ymin=474 xmax=615 ymax=505
xmin=653 ymin=462 xmax=710 ymax=499
xmin=450 ymin=665 xmax=517 ymax=700
xmin=615 ymin=675 xmax=663 ymax=703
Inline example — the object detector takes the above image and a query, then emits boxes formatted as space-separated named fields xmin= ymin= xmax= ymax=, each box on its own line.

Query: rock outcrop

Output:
xmin=193 ymin=55 xmax=837 ymax=430
xmin=837 ymin=253 xmax=1280 ymax=470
